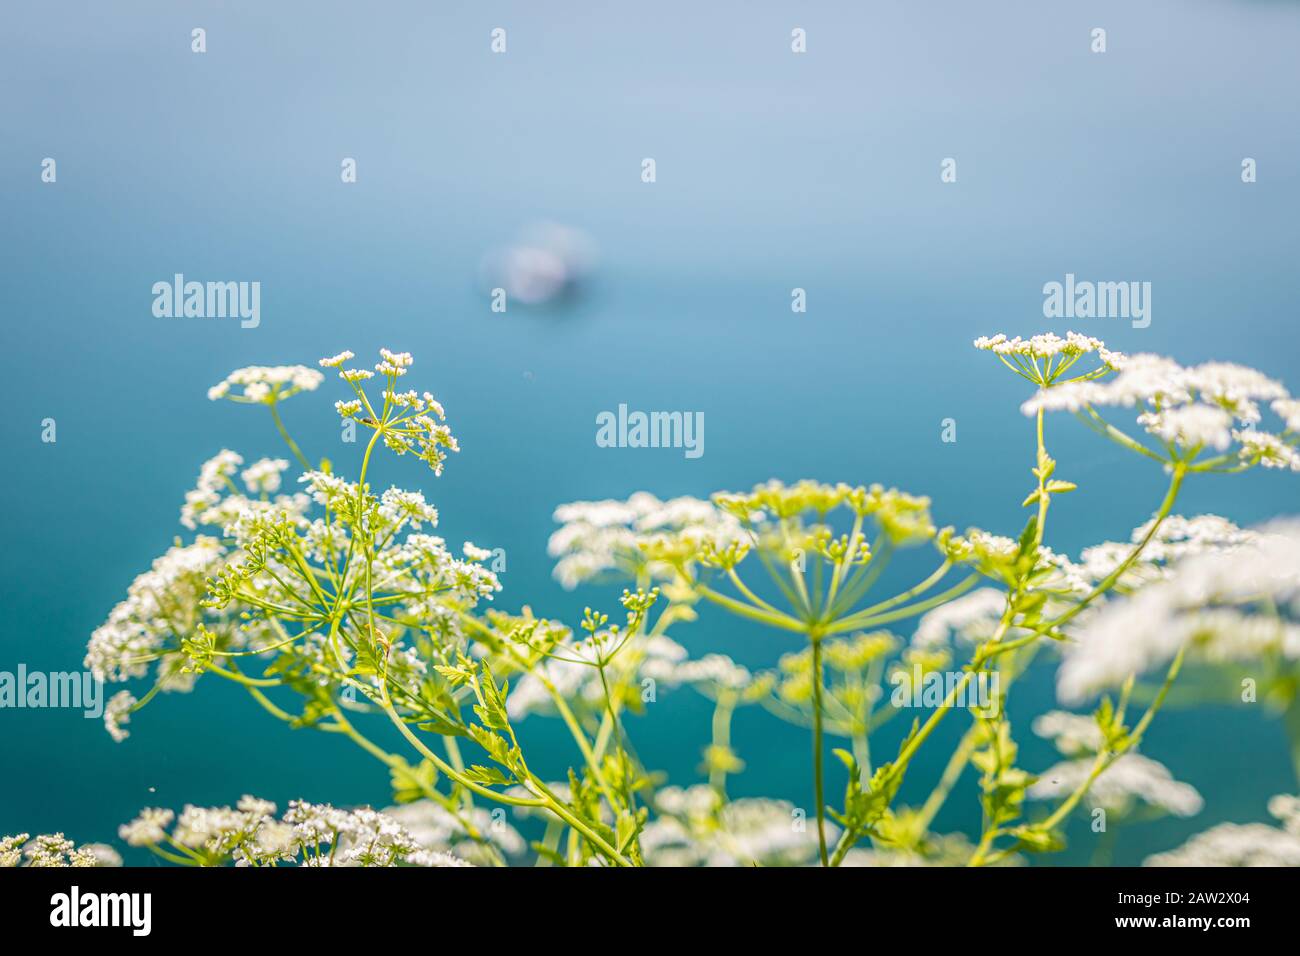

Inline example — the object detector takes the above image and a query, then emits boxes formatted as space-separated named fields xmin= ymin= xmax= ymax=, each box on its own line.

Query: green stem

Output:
xmin=829 ymin=560 xmax=954 ymax=628
xmin=1050 ymin=648 xmax=1186 ymax=834
xmin=915 ymin=727 xmax=979 ymax=833
xmin=827 ymin=536 xmax=891 ymax=619
xmin=208 ymin=663 xmax=282 ymax=688
xmin=973 ymin=645 xmax=1189 ymax=867
xmin=697 ymin=585 xmax=807 ymax=633
xmin=269 ymin=401 xmax=312 ymax=471
xmin=1046 ymin=463 xmax=1187 ymax=633
xmin=827 ymin=574 xmax=980 ymax=635
xmin=709 ymin=692 xmax=737 ymax=798
xmin=376 ymin=683 xmax=633 ymax=866
xmin=810 ymin=634 xmax=829 ymax=867
xmin=596 ymin=662 xmax=635 ymax=812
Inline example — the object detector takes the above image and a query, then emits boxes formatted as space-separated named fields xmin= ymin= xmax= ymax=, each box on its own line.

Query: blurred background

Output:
xmin=1 ymin=0 xmax=1298 ymax=864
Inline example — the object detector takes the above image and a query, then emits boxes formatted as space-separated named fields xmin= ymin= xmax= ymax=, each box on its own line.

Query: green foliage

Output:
xmin=80 ymin=338 xmax=1300 ymax=868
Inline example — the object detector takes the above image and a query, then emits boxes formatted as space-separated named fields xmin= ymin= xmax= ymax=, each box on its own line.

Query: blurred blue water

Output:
xmin=2 ymin=0 xmax=1298 ymax=864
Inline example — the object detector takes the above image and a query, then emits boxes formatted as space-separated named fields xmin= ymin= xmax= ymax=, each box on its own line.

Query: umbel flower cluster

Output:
xmin=14 ymin=335 xmax=1297 ymax=868
xmin=4 ymin=797 xmax=480 ymax=868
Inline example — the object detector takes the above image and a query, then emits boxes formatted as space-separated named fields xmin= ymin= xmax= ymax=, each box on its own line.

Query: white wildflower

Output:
xmin=241 ymin=458 xmax=290 ymax=495
xmin=298 ymin=471 xmax=360 ymax=509
xmin=508 ymin=635 xmax=688 ymax=720
xmin=1075 ymin=514 xmax=1259 ymax=590
xmin=383 ymin=800 xmax=524 ymax=864
xmin=974 ymin=331 xmax=1112 ymax=361
xmin=463 ymin=542 xmax=492 ymax=562
xmin=319 ymin=350 xmax=355 ymax=368
xmin=671 ymin=653 xmax=754 ymax=691
xmin=1138 ymin=404 xmax=1233 ymax=451
xmin=21 ymin=834 xmax=115 ymax=868
xmin=376 ymin=348 xmax=414 ymax=376
xmin=103 ymin=690 xmax=136 ymax=742
xmin=1029 ymin=753 xmax=1203 ymax=817
xmin=1058 ymin=520 xmax=1300 ymax=703
xmin=1144 ymin=795 xmax=1300 ymax=866
xmin=912 ymin=588 xmax=1007 ymax=650
xmin=1235 ymin=429 xmax=1300 ymax=470
xmin=208 ymin=365 xmax=322 ymax=403
xmin=0 ymin=835 xmax=29 ymax=868
xmin=549 ymin=492 xmax=744 ymax=589
xmin=644 ymin=786 xmax=835 ymax=867
xmin=378 ymin=488 xmax=439 ymax=529
xmin=172 ymin=804 xmax=256 ymax=850
xmin=1273 ymin=398 xmax=1300 ymax=432
xmin=1022 ymin=354 xmax=1189 ymax=415
xmin=118 ymin=808 xmax=176 ymax=847
xmin=1032 ymin=710 xmax=1104 ymax=755
xmin=85 ymin=536 xmax=227 ymax=683
xmin=1021 ymin=351 xmax=1294 ymax=463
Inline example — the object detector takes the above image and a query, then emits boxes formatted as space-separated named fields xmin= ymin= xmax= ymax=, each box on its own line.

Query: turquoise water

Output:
xmin=2 ymin=1 xmax=1299 ymax=864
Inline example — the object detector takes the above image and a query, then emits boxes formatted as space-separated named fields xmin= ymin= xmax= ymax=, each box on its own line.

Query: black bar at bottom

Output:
xmin=0 ymin=865 xmax=1280 ymax=941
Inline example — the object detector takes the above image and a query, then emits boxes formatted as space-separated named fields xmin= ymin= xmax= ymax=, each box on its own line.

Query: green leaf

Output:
xmin=615 ymin=809 xmax=646 ymax=853
xmin=849 ymin=763 xmax=902 ymax=831
xmin=290 ymin=698 xmax=331 ymax=729
xmin=1016 ymin=516 xmax=1039 ymax=559
xmin=468 ymin=724 xmax=513 ymax=767
xmin=1094 ymin=695 xmax=1130 ymax=750
xmin=390 ymin=758 xmax=438 ymax=803
xmin=462 ymin=764 xmax=513 ymax=787
xmin=1009 ymin=824 xmax=1066 ymax=853
xmin=433 ymin=663 xmax=472 ymax=687
xmin=1034 ymin=450 xmax=1055 ymax=478
xmin=415 ymin=713 xmax=467 ymax=738
xmin=473 ymin=661 xmax=511 ymax=731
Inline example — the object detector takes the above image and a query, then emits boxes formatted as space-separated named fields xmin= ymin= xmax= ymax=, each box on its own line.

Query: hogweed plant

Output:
xmin=12 ymin=334 xmax=1292 ymax=868
xmin=84 ymin=348 xmax=670 ymax=867
xmin=543 ymin=331 xmax=1300 ymax=866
